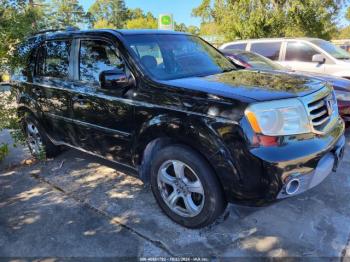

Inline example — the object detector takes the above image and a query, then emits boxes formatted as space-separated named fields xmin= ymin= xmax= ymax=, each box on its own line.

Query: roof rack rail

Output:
xmin=31 ymin=27 xmax=79 ymax=36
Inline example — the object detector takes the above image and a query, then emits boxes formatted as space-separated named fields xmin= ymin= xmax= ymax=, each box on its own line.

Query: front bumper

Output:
xmin=277 ymin=135 xmax=345 ymax=199
xmin=216 ymin=116 xmax=345 ymax=206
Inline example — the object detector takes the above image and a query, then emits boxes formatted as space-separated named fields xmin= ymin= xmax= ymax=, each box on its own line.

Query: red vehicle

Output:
xmin=222 ymin=49 xmax=350 ymax=127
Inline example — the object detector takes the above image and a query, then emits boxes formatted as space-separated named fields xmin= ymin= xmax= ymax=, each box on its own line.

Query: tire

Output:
xmin=23 ymin=114 xmax=61 ymax=159
xmin=150 ymin=144 xmax=227 ymax=228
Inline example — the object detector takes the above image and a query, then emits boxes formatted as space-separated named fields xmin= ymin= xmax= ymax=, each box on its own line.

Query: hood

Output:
xmin=160 ymin=70 xmax=326 ymax=102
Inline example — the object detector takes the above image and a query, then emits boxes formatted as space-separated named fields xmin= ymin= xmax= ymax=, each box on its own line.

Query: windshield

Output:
xmin=310 ymin=39 xmax=350 ymax=60
xmin=124 ymin=34 xmax=235 ymax=80
xmin=234 ymin=51 xmax=285 ymax=70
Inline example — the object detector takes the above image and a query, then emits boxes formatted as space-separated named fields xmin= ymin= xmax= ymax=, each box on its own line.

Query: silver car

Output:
xmin=220 ymin=38 xmax=350 ymax=79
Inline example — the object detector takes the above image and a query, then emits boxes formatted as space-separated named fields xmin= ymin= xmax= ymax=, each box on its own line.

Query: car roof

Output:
xmin=29 ymin=28 xmax=190 ymax=40
xmin=225 ymin=37 xmax=323 ymax=43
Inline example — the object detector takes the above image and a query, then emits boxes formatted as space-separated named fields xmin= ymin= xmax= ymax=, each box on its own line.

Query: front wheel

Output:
xmin=150 ymin=145 xmax=227 ymax=228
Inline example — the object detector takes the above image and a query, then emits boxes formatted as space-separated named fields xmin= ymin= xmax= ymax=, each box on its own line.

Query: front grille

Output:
xmin=303 ymin=88 xmax=337 ymax=133
xmin=308 ymin=95 xmax=331 ymax=129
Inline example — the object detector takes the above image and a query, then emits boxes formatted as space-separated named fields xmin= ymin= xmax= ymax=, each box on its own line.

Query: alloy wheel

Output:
xmin=26 ymin=122 xmax=44 ymax=156
xmin=157 ymin=160 xmax=205 ymax=217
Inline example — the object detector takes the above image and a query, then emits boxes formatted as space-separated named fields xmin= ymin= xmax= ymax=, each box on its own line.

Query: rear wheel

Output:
xmin=150 ymin=144 xmax=227 ymax=228
xmin=23 ymin=115 xmax=61 ymax=159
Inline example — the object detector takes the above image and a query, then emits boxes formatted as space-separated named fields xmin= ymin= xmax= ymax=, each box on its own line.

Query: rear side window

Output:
xmin=36 ymin=40 xmax=72 ymax=78
xmin=250 ymin=42 xmax=281 ymax=60
xmin=223 ymin=43 xmax=247 ymax=50
xmin=285 ymin=42 xmax=319 ymax=62
xmin=79 ymin=39 xmax=123 ymax=83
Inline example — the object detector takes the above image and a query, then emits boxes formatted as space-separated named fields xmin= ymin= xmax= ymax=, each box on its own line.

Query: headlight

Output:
xmin=335 ymin=90 xmax=350 ymax=101
xmin=245 ymin=98 xmax=311 ymax=136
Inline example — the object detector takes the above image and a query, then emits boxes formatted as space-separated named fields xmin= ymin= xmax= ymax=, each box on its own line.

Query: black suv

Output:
xmin=11 ymin=29 xmax=345 ymax=228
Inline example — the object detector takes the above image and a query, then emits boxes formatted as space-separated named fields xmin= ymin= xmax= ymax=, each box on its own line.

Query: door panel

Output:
xmin=33 ymin=40 xmax=75 ymax=144
xmin=70 ymin=38 xmax=134 ymax=165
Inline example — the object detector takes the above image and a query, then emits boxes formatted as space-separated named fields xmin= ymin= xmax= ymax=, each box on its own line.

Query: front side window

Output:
xmin=79 ymin=40 xmax=123 ymax=83
xmin=310 ymin=39 xmax=350 ymax=60
xmin=36 ymin=40 xmax=72 ymax=78
xmin=124 ymin=34 xmax=235 ymax=80
xmin=250 ymin=42 xmax=281 ymax=60
xmin=285 ymin=42 xmax=319 ymax=62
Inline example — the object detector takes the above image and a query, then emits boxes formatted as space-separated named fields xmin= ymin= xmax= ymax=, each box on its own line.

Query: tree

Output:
xmin=92 ymin=18 xmax=115 ymax=29
xmin=338 ymin=26 xmax=350 ymax=39
xmin=175 ymin=22 xmax=187 ymax=32
xmin=187 ymin=25 xmax=200 ymax=35
xmin=48 ymin=0 xmax=86 ymax=28
xmin=127 ymin=8 xmax=144 ymax=20
xmin=0 ymin=0 xmax=44 ymax=73
xmin=192 ymin=0 xmax=212 ymax=23
xmin=193 ymin=0 xmax=343 ymax=40
xmin=0 ymin=1 xmax=43 ymax=160
xmin=125 ymin=11 xmax=157 ymax=29
xmin=88 ymin=0 xmax=128 ymax=29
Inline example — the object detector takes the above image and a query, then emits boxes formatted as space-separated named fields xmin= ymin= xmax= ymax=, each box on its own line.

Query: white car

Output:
xmin=220 ymin=38 xmax=350 ymax=79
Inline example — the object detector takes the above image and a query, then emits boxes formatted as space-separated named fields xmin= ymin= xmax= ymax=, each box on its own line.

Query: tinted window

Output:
xmin=36 ymin=40 xmax=72 ymax=78
xmin=250 ymin=42 xmax=281 ymax=60
xmin=235 ymin=52 xmax=285 ymax=70
xmin=124 ymin=34 xmax=235 ymax=80
xmin=79 ymin=40 xmax=123 ymax=83
xmin=310 ymin=39 xmax=350 ymax=60
xmin=224 ymin=43 xmax=247 ymax=50
xmin=285 ymin=42 xmax=319 ymax=62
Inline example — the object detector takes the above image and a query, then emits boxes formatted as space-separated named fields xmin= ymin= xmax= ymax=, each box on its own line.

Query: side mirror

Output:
xmin=312 ymin=54 xmax=326 ymax=64
xmin=99 ymin=69 xmax=129 ymax=90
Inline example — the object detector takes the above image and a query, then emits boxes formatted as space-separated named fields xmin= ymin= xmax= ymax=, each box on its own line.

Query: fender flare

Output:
xmin=132 ymin=114 xmax=241 ymax=200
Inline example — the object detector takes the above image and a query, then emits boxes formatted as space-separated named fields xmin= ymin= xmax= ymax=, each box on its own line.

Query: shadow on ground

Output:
xmin=1 ymin=130 xmax=350 ymax=258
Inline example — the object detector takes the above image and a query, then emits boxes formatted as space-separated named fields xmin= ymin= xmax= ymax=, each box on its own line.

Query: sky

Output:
xmin=80 ymin=0 xmax=203 ymax=27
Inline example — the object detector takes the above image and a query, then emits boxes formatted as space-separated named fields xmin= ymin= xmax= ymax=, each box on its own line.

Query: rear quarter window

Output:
xmin=36 ymin=40 xmax=72 ymax=78
xmin=11 ymin=37 xmax=42 ymax=78
xmin=250 ymin=42 xmax=282 ymax=61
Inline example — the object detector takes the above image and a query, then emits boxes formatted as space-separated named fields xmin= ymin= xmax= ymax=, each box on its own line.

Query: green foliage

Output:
xmin=193 ymin=0 xmax=343 ymax=40
xmin=0 ymin=89 xmax=26 ymax=151
xmin=125 ymin=11 xmax=157 ymax=29
xmin=88 ymin=0 xmax=128 ymax=29
xmin=175 ymin=23 xmax=200 ymax=35
xmin=0 ymin=1 xmax=43 ymax=73
xmin=0 ymin=143 xmax=9 ymax=162
xmin=338 ymin=26 xmax=350 ymax=39
xmin=92 ymin=19 xmax=115 ymax=29
xmin=49 ymin=0 xmax=86 ymax=28
xmin=192 ymin=0 xmax=212 ymax=23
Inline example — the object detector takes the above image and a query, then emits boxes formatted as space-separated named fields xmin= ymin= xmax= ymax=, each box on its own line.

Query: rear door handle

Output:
xmin=73 ymin=95 xmax=87 ymax=105
xmin=32 ymin=87 xmax=42 ymax=96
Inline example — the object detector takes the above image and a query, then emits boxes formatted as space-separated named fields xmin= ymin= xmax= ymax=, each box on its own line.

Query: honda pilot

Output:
xmin=11 ymin=29 xmax=345 ymax=228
